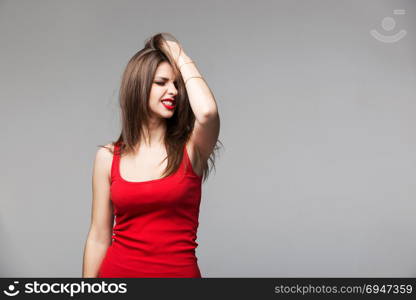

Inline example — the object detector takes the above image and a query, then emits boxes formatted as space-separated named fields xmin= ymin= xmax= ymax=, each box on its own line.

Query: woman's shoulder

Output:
xmin=96 ymin=143 xmax=115 ymax=157
xmin=93 ymin=143 xmax=116 ymax=182
xmin=103 ymin=143 xmax=115 ymax=153
xmin=95 ymin=143 xmax=116 ymax=168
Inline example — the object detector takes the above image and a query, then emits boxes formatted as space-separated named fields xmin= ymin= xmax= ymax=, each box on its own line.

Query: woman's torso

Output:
xmin=97 ymin=142 xmax=203 ymax=278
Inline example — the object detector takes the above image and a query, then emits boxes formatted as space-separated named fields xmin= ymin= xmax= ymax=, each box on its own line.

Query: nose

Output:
xmin=167 ymin=81 xmax=178 ymax=96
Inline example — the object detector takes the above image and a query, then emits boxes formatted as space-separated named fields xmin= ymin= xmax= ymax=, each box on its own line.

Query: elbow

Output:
xmin=197 ymin=109 xmax=219 ymax=124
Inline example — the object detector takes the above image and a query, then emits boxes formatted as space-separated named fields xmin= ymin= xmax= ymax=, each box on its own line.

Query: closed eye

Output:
xmin=154 ymin=81 xmax=178 ymax=88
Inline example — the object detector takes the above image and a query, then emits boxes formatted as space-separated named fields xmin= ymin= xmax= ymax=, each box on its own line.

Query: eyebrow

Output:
xmin=155 ymin=76 xmax=177 ymax=81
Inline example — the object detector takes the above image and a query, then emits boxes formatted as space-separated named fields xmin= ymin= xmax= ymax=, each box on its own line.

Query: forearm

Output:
xmin=82 ymin=236 xmax=111 ymax=278
xmin=177 ymin=54 xmax=218 ymax=122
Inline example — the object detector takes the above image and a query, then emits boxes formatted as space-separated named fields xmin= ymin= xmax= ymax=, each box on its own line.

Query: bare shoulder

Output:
xmin=94 ymin=143 xmax=115 ymax=181
xmin=96 ymin=143 xmax=115 ymax=159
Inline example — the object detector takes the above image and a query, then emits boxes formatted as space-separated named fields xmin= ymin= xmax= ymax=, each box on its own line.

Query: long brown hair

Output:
xmin=98 ymin=32 xmax=223 ymax=183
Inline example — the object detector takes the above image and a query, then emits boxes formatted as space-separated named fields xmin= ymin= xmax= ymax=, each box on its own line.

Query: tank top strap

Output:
xmin=110 ymin=142 xmax=121 ymax=183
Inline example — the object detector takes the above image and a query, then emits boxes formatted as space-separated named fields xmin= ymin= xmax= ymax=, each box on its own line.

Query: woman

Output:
xmin=82 ymin=32 xmax=222 ymax=278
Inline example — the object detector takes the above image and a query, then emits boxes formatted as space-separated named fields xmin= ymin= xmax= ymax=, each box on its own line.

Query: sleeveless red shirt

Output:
xmin=97 ymin=143 xmax=203 ymax=278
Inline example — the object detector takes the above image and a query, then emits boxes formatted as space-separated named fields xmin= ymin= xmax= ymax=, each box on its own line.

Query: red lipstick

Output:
xmin=161 ymin=98 xmax=176 ymax=110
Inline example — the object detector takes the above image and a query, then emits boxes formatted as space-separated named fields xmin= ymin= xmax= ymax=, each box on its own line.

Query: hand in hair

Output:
xmin=160 ymin=36 xmax=186 ymax=64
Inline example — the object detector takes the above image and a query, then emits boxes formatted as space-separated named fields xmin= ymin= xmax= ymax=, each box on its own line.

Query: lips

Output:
xmin=161 ymin=98 xmax=176 ymax=109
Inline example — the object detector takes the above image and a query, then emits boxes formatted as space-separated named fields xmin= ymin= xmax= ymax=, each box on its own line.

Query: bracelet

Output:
xmin=185 ymin=76 xmax=203 ymax=85
xmin=179 ymin=60 xmax=195 ymax=69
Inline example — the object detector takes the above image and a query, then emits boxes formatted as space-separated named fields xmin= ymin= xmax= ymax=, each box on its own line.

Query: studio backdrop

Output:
xmin=0 ymin=0 xmax=415 ymax=277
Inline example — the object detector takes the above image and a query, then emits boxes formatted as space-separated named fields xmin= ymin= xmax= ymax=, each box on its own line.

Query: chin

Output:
xmin=160 ymin=111 xmax=174 ymax=119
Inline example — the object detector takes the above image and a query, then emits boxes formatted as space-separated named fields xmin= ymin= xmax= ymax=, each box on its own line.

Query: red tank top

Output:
xmin=97 ymin=142 xmax=203 ymax=278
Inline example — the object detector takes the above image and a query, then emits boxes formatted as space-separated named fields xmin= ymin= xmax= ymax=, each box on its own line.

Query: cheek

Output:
xmin=149 ymin=98 xmax=160 ymax=109
xmin=149 ymin=90 xmax=162 ymax=104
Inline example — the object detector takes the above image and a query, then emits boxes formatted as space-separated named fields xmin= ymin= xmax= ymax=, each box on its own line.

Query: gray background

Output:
xmin=1 ymin=0 xmax=415 ymax=277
